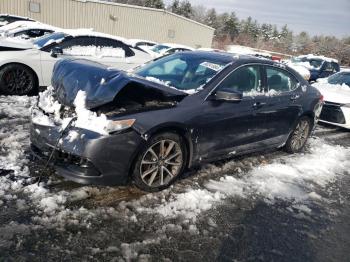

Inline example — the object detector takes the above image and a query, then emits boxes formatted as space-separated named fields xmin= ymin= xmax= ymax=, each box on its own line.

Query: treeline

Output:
xmin=105 ymin=0 xmax=350 ymax=65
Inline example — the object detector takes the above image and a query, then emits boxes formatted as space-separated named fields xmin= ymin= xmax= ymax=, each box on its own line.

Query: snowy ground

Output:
xmin=1 ymin=95 xmax=350 ymax=261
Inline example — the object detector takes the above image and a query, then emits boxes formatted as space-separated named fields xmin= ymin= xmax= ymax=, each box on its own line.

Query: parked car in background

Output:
xmin=313 ymin=71 xmax=350 ymax=129
xmin=146 ymin=43 xmax=194 ymax=57
xmin=290 ymin=54 xmax=340 ymax=82
xmin=0 ymin=29 xmax=152 ymax=95
xmin=127 ymin=39 xmax=158 ymax=53
xmin=30 ymin=52 xmax=323 ymax=191
xmin=0 ymin=14 xmax=34 ymax=27
xmin=0 ymin=21 xmax=59 ymax=39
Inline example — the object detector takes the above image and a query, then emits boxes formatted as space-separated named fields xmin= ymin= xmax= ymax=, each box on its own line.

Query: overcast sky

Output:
xmin=165 ymin=0 xmax=350 ymax=37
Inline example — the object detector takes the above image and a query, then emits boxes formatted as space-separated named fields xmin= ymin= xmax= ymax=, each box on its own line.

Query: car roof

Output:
xmin=56 ymin=28 xmax=130 ymax=45
xmin=0 ymin=14 xmax=34 ymax=21
xmin=186 ymin=51 xmax=276 ymax=64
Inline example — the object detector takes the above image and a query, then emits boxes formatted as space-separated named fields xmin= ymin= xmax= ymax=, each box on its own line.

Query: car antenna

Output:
xmin=37 ymin=117 xmax=77 ymax=186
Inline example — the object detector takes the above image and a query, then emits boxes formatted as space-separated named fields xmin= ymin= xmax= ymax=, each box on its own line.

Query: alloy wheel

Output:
xmin=290 ymin=119 xmax=310 ymax=151
xmin=2 ymin=68 xmax=33 ymax=95
xmin=140 ymin=139 xmax=183 ymax=187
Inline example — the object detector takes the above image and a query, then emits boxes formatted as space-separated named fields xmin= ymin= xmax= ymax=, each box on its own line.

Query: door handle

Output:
xmin=290 ymin=94 xmax=301 ymax=101
xmin=252 ymin=102 xmax=266 ymax=109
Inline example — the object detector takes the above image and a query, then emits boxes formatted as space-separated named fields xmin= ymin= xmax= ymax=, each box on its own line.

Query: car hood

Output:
xmin=0 ymin=37 xmax=34 ymax=50
xmin=52 ymin=59 xmax=187 ymax=109
xmin=313 ymin=82 xmax=350 ymax=104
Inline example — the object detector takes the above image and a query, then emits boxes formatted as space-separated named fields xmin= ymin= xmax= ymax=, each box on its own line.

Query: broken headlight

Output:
xmin=105 ymin=119 xmax=136 ymax=134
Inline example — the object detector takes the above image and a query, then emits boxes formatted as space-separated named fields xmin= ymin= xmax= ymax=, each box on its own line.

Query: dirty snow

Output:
xmin=1 ymin=94 xmax=350 ymax=260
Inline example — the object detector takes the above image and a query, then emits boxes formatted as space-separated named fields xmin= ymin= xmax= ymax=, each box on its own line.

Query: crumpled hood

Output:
xmin=52 ymin=59 xmax=187 ymax=109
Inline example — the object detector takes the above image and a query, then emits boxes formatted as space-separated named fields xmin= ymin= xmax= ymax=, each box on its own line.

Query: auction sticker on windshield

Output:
xmin=200 ymin=61 xmax=224 ymax=71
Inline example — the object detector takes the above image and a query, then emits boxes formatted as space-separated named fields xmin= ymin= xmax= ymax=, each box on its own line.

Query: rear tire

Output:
xmin=132 ymin=132 xmax=187 ymax=192
xmin=285 ymin=116 xmax=312 ymax=153
xmin=0 ymin=64 xmax=37 ymax=95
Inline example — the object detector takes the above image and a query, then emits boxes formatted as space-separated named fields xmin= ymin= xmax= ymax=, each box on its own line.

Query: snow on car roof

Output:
xmin=297 ymin=54 xmax=338 ymax=63
xmin=0 ymin=14 xmax=34 ymax=20
xmin=56 ymin=28 xmax=130 ymax=45
xmin=0 ymin=21 xmax=59 ymax=33
xmin=161 ymin=43 xmax=194 ymax=50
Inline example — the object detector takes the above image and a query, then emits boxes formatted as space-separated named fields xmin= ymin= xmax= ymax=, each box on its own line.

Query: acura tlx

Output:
xmin=30 ymin=51 xmax=323 ymax=192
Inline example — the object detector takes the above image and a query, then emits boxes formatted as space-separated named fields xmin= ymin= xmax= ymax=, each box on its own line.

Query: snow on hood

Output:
xmin=0 ymin=36 xmax=34 ymax=49
xmin=52 ymin=59 xmax=187 ymax=109
xmin=286 ymin=62 xmax=311 ymax=80
xmin=313 ymin=82 xmax=350 ymax=104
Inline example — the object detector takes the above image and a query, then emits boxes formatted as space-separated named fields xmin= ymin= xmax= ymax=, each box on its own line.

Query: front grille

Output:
xmin=320 ymin=102 xmax=346 ymax=124
xmin=60 ymin=106 xmax=76 ymax=119
xmin=31 ymin=144 xmax=95 ymax=169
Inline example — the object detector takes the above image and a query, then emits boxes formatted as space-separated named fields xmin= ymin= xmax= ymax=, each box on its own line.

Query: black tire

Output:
xmin=0 ymin=64 xmax=37 ymax=95
xmin=132 ymin=132 xmax=187 ymax=192
xmin=285 ymin=116 xmax=312 ymax=153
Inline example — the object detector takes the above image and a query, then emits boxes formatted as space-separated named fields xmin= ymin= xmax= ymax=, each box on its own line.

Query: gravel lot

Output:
xmin=0 ymin=95 xmax=350 ymax=261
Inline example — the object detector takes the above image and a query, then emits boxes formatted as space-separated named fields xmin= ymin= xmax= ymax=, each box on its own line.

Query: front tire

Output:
xmin=0 ymin=64 xmax=37 ymax=95
xmin=132 ymin=132 xmax=187 ymax=192
xmin=285 ymin=117 xmax=312 ymax=153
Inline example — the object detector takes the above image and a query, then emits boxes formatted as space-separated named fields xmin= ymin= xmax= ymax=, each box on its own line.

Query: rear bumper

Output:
xmin=30 ymin=123 xmax=144 ymax=186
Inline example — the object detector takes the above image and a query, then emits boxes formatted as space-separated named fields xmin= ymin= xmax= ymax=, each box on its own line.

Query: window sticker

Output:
xmin=200 ymin=62 xmax=224 ymax=72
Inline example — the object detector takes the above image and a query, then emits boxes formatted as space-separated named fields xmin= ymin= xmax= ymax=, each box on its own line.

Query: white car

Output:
xmin=145 ymin=43 xmax=194 ymax=57
xmin=0 ymin=14 xmax=34 ymax=27
xmin=0 ymin=29 xmax=152 ymax=95
xmin=127 ymin=38 xmax=157 ymax=53
xmin=313 ymin=71 xmax=350 ymax=129
xmin=0 ymin=21 xmax=59 ymax=39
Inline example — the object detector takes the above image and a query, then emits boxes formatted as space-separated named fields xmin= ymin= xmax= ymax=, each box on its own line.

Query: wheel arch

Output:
xmin=0 ymin=62 xmax=40 ymax=92
xmin=128 ymin=123 xmax=195 ymax=181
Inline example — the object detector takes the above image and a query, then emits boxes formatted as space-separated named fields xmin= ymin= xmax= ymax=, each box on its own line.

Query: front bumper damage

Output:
xmin=30 ymin=118 xmax=144 ymax=185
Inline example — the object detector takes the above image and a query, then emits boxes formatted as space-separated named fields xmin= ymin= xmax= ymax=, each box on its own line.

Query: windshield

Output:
xmin=328 ymin=72 xmax=350 ymax=86
xmin=151 ymin=44 xmax=170 ymax=53
xmin=34 ymin=32 xmax=66 ymax=48
xmin=135 ymin=53 xmax=229 ymax=91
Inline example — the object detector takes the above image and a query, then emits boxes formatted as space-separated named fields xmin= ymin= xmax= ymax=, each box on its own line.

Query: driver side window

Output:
xmin=217 ymin=65 xmax=263 ymax=95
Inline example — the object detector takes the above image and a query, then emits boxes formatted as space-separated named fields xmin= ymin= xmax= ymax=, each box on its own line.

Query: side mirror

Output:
xmin=50 ymin=47 xmax=63 ymax=58
xmin=214 ymin=89 xmax=243 ymax=102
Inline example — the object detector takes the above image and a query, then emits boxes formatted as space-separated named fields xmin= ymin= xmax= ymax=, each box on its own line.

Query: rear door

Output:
xmin=195 ymin=64 xmax=272 ymax=160
xmin=262 ymin=65 xmax=303 ymax=141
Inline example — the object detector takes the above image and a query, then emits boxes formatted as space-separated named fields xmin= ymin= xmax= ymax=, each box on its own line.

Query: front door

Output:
xmin=195 ymin=64 xmax=271 ymax=161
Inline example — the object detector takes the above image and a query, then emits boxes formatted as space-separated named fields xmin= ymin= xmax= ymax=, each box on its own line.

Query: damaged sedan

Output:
xmin=30 ymin=51 xmax=323 ymax=191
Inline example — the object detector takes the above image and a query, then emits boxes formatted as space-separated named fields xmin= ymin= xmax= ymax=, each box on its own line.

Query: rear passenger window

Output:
xmin=217 ymin=65 xmax=263 ymax=96
xmin=95 ymin=37 xmax=134 ymax=57
xmin=266 ymin=67 xmax=298 ymax=92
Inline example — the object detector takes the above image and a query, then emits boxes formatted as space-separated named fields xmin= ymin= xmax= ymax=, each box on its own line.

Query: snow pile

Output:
xmin=63 ymin=45 xmax=125 ymax=58
xmin=151 ymin=189 xmax=223 ymax=222
xmin=73 ymin=90 xmax=110 ymax=135
xmin=206 ymin=138 xmax=350 ymax=202
xmin=33 ymin=88 xmax=112 ymax=135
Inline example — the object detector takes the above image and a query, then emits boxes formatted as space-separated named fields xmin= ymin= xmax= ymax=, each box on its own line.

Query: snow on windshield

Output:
xmin=145 ymin=76 xmax=203 ymax=95
xmin=63 ymin=46 xmax=125 ymax=58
